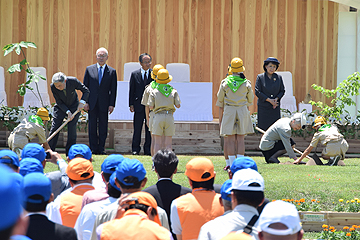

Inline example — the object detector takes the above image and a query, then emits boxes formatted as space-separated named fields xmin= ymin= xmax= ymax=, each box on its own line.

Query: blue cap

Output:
xmin=115 ymin=159 xmax=146 ymax=186
xmin=101 ymin=154 xmax=125 ymax=174
xmin=0 ymin=149 xmax=20 ymax=167
xmin=231 ymin=157 xmax=258 ymax=174
xmin=109 ymin=172 xmax=121 ymax=192
xmin=23 ymin=172 xmax=52 ymax=205
xmin=11 ymin=172 xmax=24 ymax=188
xmin=10 ymin=235 xmax=32 ymax=240
xmin=21 ymin=143 xmax=46 ymax=163
xmin=220 ymin=179 xmax=232 ymax=202
xmin=264 ymin=57 xmax=280 ymax=64
xmin=68 ymin=144 xmax=92 ymax=160
xmin=0 ymin=164 xmax=23 ymax=231
xmin=19 ymin=157 xmax=44 ymax=176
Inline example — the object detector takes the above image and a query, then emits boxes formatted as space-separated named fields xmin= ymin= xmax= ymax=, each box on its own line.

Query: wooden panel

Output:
xmin=1 ymin=0 xmax=339 ymax=120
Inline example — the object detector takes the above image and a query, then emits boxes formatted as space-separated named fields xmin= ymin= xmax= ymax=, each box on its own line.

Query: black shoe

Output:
xmin=92 ymin=151 xmax=99 ymax=155
xmin=132 ymin=151 xmax=139 ymax=155
xmin=99 ymin=151 xmax=107 ymax=155
xmin=144 ymin=152 xmax=151 ymax=156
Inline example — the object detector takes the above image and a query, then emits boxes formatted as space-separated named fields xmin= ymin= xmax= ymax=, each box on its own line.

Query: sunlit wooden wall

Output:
xmin=0 ymin=0 xmax=339 ymax=118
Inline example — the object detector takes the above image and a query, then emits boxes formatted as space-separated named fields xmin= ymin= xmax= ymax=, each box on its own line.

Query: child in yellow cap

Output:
xmin=8 ymin=107 xmax=50 ymax=156
xmin=148 ymin=69 xmax=181 ymax=154
xmin=141 ymin=64 xmax=165 ymax=156
xmin=216 ymin=58 xmax=254 ymax=170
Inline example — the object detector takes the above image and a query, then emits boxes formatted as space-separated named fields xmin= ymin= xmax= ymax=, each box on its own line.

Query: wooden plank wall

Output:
xmin=0 ymin=0 xmax=339 ymax=118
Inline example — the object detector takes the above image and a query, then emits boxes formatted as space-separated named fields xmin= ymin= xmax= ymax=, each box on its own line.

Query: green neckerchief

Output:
xmin=157 ymin=84 xmax=173 ymax=97
xmin=318 ymin=124 xmax=331 ymax=132
xmin=151 ymin=81 xmax=159 ymax=89
xmin=28 ymin=115 xmax=44 ymax=126
xmin=226 ymin=75 xmax=247 ymax=92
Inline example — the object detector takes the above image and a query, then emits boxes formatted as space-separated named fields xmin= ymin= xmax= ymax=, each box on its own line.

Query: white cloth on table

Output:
xmin=110 ymin=82 xmax=213 ymax=121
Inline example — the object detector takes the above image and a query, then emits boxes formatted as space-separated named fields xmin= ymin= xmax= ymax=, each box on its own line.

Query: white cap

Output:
xmin=229 ymin=168 xmax=264 ymax=192
xmin=292 ymin=113 xmax=307 ymax=128
xmin=259 ymin=200 xmax=302 ymax=235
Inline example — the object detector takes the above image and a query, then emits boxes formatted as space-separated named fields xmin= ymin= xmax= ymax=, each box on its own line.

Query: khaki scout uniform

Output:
xmin=148 ymin=86 xmax=181 ymax=136
xmin=216 ymin=78 xmax=254 ymax=136
xmin=310 ymin=125 xmax=349 ymax=159
xmin=141 ymin=83 xmax=155 ymax=133
xmin=8 ymin=115 xmax=47 ymax=154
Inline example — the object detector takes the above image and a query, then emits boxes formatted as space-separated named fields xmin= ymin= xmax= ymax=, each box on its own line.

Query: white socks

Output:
xmin=236 ymin=154 xmax=244 ymax=158
xmin=229 ymin=155 xmax=236 ymax=166
xmin=225 ymin=159 xmax=230 ymax=167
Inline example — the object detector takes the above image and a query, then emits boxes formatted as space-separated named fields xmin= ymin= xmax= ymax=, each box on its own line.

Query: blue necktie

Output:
xmin=98 ymin=66 xmax=103 ymax=85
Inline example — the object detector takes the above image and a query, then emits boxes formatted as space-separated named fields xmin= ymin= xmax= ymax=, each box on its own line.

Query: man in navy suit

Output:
xmin=129 ymin=53 xmax=153 ymax=155
xmin=84 ymin=47 xmax=117 ymax=155
xmin=49 ymin=72 xmax=89 ymax=155
xmin=143 ymin=149 xmax=191 ymax=239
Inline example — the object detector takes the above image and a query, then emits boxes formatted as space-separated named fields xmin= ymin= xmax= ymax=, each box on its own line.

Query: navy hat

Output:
xmin=21 ymin=143 xmax=46 ymax=163
xmin=19 ymin=157 xmax=44 ymax=176
xmin=109 ymin=172 xmax=121 ymax=191
xmin=68 ymin=144 xmax=92 ymax=160
xmin=116 ymin=159 xmax=146 ymax=186
xmin=0 ymin=164 xmax=23 ymax=231
xmin=101 ymin=154 xmax=125 ymax=174
xmin=220 ymin=179 xmax=232 ymax=202
xmin=264 ymin=57 xmax=280 ymax=64
xmin=231 ymin=157 xmax=258 ymax=174
xmin=23 ymin=172 xmax=52 ymax=205
xmin=0 ymin=149 xmax=20 ymax=167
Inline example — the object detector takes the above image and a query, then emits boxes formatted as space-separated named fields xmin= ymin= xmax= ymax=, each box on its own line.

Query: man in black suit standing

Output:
xmin=143 ymin=149 xmax=191 ymax=239
xmin=49 ymin=72 xmax=89 ymax=155
xmin=24 ymin=172 xmax=77 ymax=240
xmin=129 ymin=53 xmax=153 ymax=155
xmin=84 ymin=47 xmax=117 ymax=155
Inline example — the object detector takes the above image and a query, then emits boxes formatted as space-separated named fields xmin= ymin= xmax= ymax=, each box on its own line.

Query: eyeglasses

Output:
xmin=97 ymin=54 xmax=107 ymax=58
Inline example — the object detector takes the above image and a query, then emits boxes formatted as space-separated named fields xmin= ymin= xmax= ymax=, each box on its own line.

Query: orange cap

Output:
xmin=185 ymin=157 xmax=215 ymax=182
xmin=66 ymin=157 xmax=94 ymax=181
xmin=127 ymin=192 xmax=160 ymax=224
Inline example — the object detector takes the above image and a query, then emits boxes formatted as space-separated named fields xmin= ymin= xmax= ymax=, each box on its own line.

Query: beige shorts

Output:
xmin=152 ymin=112 xmax=175 ymax=136
xmin=8 ymin=133 xmax=26 ymax=157
xmin=323 ymin=139 xmax=349 ymax=159
xmin=148 ymin=111 xmax=155 ymax=133
xmin=220 ymin=105 xmax=254 ymax=136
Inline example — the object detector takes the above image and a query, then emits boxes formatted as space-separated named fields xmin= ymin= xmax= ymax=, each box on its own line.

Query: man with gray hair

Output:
xmin=49 ymin=72 xmax=89 ymax=155
xmin=83 ymin=47 xmax=117 ymax=155
xmin=259 ymin=113 xmax=306 ymax=164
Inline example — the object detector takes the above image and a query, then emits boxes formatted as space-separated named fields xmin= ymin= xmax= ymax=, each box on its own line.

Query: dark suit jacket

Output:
xmin=143 ymin=179 xmax=191 ymax=219
xmin=255 ymin=72 xmax=285 ymax=107
xmin=129 ymin=68 xmax=153 ymax=112
xmin=50 ymin=77 xmax=89 ymax=113
xmin=26 ymin=214 xmax=77 ymax=240
xmin=83 ymin=64 xmax=117 ymax=111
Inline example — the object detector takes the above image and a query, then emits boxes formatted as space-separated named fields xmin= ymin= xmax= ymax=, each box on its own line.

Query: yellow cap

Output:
xmin=156 ymin=69 xmax=172 ymax=84
xmin=229 ymin=57 xmax=245 ymax=73
xmin=313 ymin=116 xmax=327 ymax=129
xmin=151 ymin=64 xmax=165 ymax=80
xmin=36 ymin=108 xmax=50 ymax=121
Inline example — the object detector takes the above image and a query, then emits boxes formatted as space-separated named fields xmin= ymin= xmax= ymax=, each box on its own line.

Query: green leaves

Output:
xmin=7 ymin=63 xmax=23 ymax=73
xmin=2 ymin=41 xmax=36 ymax=56
xmin=311 ymin=72 xmax=360 ymax=121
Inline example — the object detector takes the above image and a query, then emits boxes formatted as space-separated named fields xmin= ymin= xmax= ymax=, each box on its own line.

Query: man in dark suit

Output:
xmin=84 ymin=47 xmax=117 ymax=155
xmin=23 ymin=172 xmax=77 ymax=240
xmin=129 ymin=53 xmax=153 ymax=155
xmin=49 ymin=72 xmax=89 ymax=155
xmin=143 ymin=149 xmax=191 ymax=239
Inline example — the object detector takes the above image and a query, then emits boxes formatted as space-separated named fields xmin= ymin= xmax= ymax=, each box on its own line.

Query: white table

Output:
xmin=109 ymin=81 xmax=213 ymax=121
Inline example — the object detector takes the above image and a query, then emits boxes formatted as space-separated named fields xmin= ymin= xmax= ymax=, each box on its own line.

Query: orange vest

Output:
xmin=60 ymin=183 xmax=95 ymax=227
xmin=176 ymin=189 xmax=224 ymax=240
xmin=101 ymin=209 xmax=171 ymax=240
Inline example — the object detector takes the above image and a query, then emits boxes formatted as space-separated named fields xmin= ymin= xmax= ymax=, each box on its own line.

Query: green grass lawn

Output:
xmin=44 ymin=154 xmax=360 ymax=239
